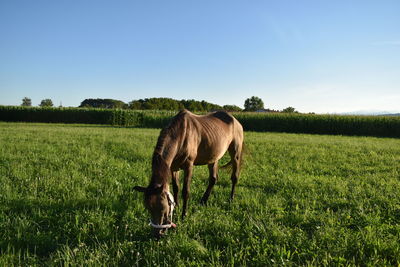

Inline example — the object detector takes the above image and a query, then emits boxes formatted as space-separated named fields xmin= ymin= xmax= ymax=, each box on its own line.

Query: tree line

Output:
xmin=20 ymin=96 xmax=298 ymax=113
xmin=79 ymin=98 xmax=243 ymax=112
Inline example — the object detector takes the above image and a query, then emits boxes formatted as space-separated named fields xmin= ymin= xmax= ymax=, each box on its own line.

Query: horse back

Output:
xmin=185 ymin=110 xmax=243 ymax=165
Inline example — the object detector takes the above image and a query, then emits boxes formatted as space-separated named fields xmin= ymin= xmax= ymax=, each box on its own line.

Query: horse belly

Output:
xmin=194 ymin=142 xmax=229 ymax=165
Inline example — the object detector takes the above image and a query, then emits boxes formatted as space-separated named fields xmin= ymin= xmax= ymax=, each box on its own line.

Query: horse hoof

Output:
xmin=200 ymin=197 xmax=209 ymax=206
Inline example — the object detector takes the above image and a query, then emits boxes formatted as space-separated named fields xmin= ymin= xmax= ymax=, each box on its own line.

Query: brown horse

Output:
xmin=134 ymin=109 xmax=244 ymax=237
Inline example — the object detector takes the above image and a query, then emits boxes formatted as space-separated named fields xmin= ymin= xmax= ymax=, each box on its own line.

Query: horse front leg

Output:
xmin=171 ymin=170 xmax=180 ymax=207
xmin=182 ymin=162 xmax=193 ymax=219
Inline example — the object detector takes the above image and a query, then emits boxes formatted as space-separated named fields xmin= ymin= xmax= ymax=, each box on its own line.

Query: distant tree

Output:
xmin=144 ymin=98 xmax=183 ymax=110
xmin=186 ymin=99 xmax=203 ymax=112
xmin=39 ymin=99 xmax=53 ymax=107
xmin=223 ymin=105 xmax=243 ymax=112
xmin=128 ymin=100 xmax=144 ymax=110
xmin=79 ymin=99 xmax=127 ymax=109
xmin=129 ymin=98 xmax=179 ymax=110
xmin=21 ymin=97 xmax=32 ymax=107
xmin=127 ymin=97 xmax=224 ymax=111
xmin=179 ymin=99 xmax=222 ymax=112
xmin=282 ymin=107 xmax=297 ymax=113
xmin=244 ymin=96 xmax=264 ymax=111
xmin=200 ymin=100 xmax=222 ymax=111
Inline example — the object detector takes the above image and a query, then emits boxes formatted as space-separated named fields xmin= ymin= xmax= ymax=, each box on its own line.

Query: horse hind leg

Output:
xmin=229 ymin=143 xmax=242 ymax=201
xmin=200 ymin=162 xmax=218 ymax=205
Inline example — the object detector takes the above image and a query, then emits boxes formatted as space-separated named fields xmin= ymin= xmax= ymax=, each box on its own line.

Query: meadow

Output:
xmin=0 ymin=122 xmax=399 ymax=266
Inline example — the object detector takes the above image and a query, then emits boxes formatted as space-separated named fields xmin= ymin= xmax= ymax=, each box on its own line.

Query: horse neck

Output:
xmin=150 ymin=116 xmax=184 ymax=188
xmin=154 ymin=125 xmax=181 ymax=165
xmin=150 ymin=140 xmax=177 ymax=189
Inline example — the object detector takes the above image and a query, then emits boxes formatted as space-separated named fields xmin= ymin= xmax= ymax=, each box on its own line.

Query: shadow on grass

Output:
xmin=0 ymin=191 xmax=153 ymax=259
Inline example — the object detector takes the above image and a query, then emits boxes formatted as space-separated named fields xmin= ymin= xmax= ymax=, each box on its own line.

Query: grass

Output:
xmin=0 ymin=122 xmax=399 ymax=266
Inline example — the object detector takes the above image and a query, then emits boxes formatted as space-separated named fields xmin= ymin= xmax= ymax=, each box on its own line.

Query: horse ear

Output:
xmin=145 ymin=184 xmax=163 ymax=195
xmin=153 ymin=185 xmax=163 ymax=194
xmin=133 ymin=186 xmax=147 ymax=193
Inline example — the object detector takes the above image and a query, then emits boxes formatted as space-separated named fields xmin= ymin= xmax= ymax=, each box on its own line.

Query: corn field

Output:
xmin=1 ymin=106 xmax=399 ymax=137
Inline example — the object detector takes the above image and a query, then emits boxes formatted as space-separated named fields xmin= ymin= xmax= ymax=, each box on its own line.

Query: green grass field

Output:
xmin=1 ymin=122 xmax=399 ymax=266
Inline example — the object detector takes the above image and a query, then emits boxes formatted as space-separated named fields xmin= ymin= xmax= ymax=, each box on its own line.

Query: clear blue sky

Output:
xmin=1 ymin=0 xmax=399 ymax=113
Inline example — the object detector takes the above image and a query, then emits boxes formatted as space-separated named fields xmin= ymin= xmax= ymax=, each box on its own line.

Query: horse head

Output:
xmin=133 ymin=184 xmax=176 ymax=238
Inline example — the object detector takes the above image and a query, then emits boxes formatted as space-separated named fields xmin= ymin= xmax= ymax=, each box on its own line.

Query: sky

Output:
xmin=0 ymin=0 xmax=399 ymax=114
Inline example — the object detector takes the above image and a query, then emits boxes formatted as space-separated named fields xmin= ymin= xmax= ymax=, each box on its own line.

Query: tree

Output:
xmin=21 ymin=97 xmax=32 ymax=106
xmin=186 ymin=100 xmax=203 ymax=112
xmin=39 ymin=99 xmax=54 ymax=107
xmin=128 ymin=100 xmax=144 ymax=110
xmin=223 ymin=105 xmax=243 ymax=112
xmin=79 ymin=99 xmax=127 ymax=109
xmin=128 ymin=98 xmax=222 ymax=111
xmin=282 ymin=107 xmax=297 ymax=113
xmin=244 ymin=96 xmax=264 ymax=111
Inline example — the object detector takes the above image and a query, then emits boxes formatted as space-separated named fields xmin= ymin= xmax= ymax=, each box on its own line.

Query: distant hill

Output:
xmin=381 ymin=113 xmax=400 ymax=116
xmin=340 ymin=110 xmax=400 ymax=116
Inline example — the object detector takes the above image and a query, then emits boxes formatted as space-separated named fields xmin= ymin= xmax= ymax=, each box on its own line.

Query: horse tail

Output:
xmin=221 ymin=142 xmax=246 ymax=171
xmin=220 ymin=160 xmax=233 ymax=170
xmin=238 ymin=142 xmax=245 ymax=170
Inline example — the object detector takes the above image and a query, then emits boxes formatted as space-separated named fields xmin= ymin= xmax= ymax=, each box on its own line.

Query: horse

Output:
xmin=134 ymin=109 xmax=244 ymax=238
